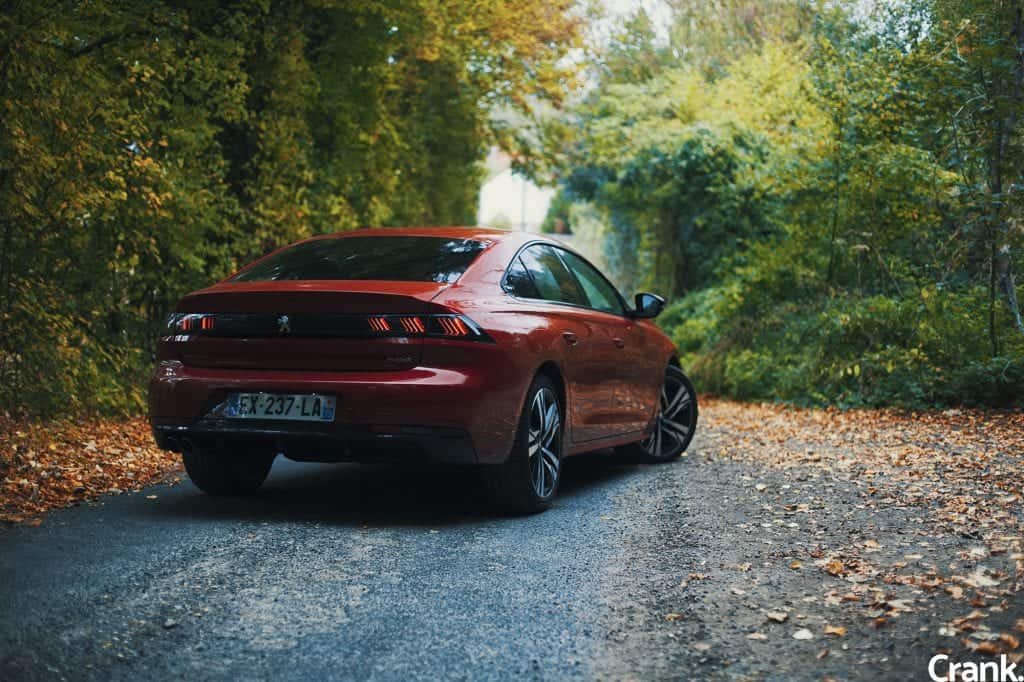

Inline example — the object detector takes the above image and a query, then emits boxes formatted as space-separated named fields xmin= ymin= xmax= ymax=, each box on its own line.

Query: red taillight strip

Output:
xmin=360 ymin=314 xmax=491 ymax=342
xmin=399 ymin=316 xmax=425 ymax=334
xmin=368 ymin=316 xmax=391 ymax=332
xmin=173 ymin=314 xmax=214 ymax=334
xmin=450 ymin=317 xmax=469 ymax=336
xmin=438 ymin=317 xmax=468 ymax=336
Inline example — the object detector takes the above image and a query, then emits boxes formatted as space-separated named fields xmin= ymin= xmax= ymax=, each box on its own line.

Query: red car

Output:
xmin=149 ymin=227 xmax=698 ymax=511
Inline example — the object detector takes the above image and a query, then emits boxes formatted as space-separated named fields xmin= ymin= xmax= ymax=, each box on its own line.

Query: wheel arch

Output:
xmin=535 ymin=360 xmax=567 ymax=416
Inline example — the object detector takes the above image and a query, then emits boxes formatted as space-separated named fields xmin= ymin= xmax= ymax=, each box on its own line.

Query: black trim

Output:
xmin=163 ymin=313 xmax=494 ymax=342
xmin=152 ymin=422 xmax=477 ymax=464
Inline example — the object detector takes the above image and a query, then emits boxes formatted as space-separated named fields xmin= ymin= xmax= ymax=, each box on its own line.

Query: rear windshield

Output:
xmin=232 ymin=236 xmax=488 ymax=283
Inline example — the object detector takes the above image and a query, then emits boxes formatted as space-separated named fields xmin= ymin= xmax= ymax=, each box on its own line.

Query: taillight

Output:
xmin=366 ymin=314 xmax=491 ymax=341
xmin=160 ymin=312 xmax=491 ymax=341
xmin=368 ymin=316 xmax=391 ymax=333
xmin=398 ymin=316 xmax=425 ymax=334
xmin=163 ymin=313 xmax=216 ymax=335
xmin=435 ymin=316 xmax=469 ymax=337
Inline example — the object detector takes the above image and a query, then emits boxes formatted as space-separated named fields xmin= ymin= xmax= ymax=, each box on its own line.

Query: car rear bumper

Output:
xmin=148 ymin=360 xmax=525 ymax=464
xmin=151 ymin=420 xmax=477 ymax=464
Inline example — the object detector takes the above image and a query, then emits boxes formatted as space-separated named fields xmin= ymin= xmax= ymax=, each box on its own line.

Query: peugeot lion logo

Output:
xmin=277 ymin=314 xmax=291 ymax=335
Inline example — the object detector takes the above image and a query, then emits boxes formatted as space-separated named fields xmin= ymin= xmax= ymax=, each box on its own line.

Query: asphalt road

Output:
xmin=0 ymin=430 xmax=1013 ymax=681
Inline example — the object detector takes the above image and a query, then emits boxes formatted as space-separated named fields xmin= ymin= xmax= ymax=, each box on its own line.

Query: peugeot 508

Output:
xmin=149 ymin=227 xmax=698 ymax=512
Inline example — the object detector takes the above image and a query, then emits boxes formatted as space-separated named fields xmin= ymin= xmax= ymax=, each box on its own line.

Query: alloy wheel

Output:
xmin=528 ymin=387 xmax=561 ymax=498
xmin=643 ymin=370 xmax=696 ymax=458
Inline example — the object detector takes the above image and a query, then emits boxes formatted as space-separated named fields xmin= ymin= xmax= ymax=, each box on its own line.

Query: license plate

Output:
xmin=225 ymin=393 xmax=336 ymax=422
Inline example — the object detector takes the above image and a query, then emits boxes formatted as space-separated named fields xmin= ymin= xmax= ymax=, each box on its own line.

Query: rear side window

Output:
xmin=504 ymin=258 xmax=540 ymax=298
xmin=233 ymin=236 xmax=487 ymax=283
xmin=515 ymin=245 xmax=587 ymax=306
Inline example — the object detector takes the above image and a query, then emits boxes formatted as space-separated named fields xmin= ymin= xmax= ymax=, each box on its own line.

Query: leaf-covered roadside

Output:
xmin=0 ymin=416 xmax=179 ymax=525
xmin=700 ymin=398 xmax=1024 ymax=662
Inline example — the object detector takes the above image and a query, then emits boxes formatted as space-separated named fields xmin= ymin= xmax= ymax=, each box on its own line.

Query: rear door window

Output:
xmin=233 ymin=236 xmax=487 ymax=283
xmin=558 ymin=250 xmax=625 ymax=315
xmin=516 ymin=245 xmax=587 ymax=306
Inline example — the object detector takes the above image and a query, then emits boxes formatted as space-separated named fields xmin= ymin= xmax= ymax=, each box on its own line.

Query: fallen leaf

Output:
xmin=824 ymin=625 xmax=847 ymax=637
xmin=999 ymin=634 xmax=1021 ymax=650
xmin=664 ymin=613 xmax=684 ymax=622
xmin=747 ymin=632 xmax=768 ymax=640
xmin=793 ymin=629 xmax=814 ymax=640
xmin=824 ymin=559 xmax=845 ymax=576
xmin=972 ymin=641 xmax=1001 ymax=656
xmin=765 ymin=611 xmax=789 ymax=623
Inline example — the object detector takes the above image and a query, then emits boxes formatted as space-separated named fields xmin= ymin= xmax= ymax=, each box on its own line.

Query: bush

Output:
xmin=661 ymin=283 xmax=1024 ymax=409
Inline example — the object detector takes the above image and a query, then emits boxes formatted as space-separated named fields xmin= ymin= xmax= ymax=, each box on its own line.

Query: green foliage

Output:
xmin=540 ymin=189 xmax=573 ymax=234
xmin=0 ymin=0 xmax=579 ymax=416
xmin=549 ymin=0 xmax=1024 ymax=408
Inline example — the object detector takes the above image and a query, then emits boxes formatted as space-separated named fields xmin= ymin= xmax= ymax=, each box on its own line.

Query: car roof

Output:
xmin=318 ymin=226 xmax=521 ymax=242
xmin=313 ymin=227 xmax=584 ymax=258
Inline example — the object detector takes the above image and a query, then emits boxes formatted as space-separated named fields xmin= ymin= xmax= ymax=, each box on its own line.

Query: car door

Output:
xmin=557 ymin=249 xmax=656 ymax=435
xmin=508 ymin=244 xmax=614 ymax=443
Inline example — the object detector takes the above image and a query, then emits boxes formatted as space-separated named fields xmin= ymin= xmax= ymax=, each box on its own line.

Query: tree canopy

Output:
xmin=0 ymin=0 xmax=579 ymax=414
xmin=544 ymin=0 xmax=1024 ymax=407
xmin=2 ymin=0 xmax=1022 ymax=414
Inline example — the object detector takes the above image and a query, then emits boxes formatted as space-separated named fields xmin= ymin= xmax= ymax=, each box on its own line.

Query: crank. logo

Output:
xmin=277 ymin=314 xmax=291 ymax=335
xmin=929 ymin=654 xmax=1021 ymax=682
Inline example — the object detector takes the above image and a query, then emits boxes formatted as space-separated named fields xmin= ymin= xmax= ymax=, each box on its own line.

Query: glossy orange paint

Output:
xmin=148 ymin=227 xmax=678 ymax=464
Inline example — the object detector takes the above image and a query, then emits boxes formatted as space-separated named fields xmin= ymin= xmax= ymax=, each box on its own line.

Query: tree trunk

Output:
xmin=995 ymin=0 xmax=1024 ymax=334
xmin=985 ymin=1 xmax=1024 ymax=342
xmin=996 ymin=246 xmax=1024 ymax=333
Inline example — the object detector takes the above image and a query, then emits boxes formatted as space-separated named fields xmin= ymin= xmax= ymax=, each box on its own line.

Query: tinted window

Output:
xmin=233 ymin=236 xmax=487 ymax=283
xmin=517 ymin=245 xmax=587 ymax=306
xmin=504 ymin=257 xmax=540 ymax=298
xmin=559 ymin=250 xmax=625 ymax=314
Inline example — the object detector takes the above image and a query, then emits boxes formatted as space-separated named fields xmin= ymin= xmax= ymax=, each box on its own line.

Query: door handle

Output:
xmin=613 ymin=337 xmax=625 ymax=349
xmin=562 ymin=331 xmax=578 ymax=346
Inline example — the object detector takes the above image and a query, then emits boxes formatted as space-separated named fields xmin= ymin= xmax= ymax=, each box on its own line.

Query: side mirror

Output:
xmin=631 ymin=292 xmax=665 ymax=319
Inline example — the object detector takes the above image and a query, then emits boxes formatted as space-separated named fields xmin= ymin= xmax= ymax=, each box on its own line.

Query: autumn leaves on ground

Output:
xmin=3 ymin=401 xmax=1022 ymax=670
xmin=3 ymin=398 xmax=1022 ymax=675
xmin=0 ymin=417 xmax=177 ymax=524
xmin=697 ymin=401 xmax=1024 ymax=667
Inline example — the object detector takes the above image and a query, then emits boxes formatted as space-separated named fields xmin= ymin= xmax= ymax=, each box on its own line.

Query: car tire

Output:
xmin=181 ymin=441 xmax=275 ymax=496
xmin=482 ymin=374 xmax=563 ymax=514
xmin=616 ymin=365 xmax=698 ymax=463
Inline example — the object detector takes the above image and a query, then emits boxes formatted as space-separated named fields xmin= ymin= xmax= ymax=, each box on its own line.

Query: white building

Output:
xmin=477 ymin=148 xmax=554 ymax=233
